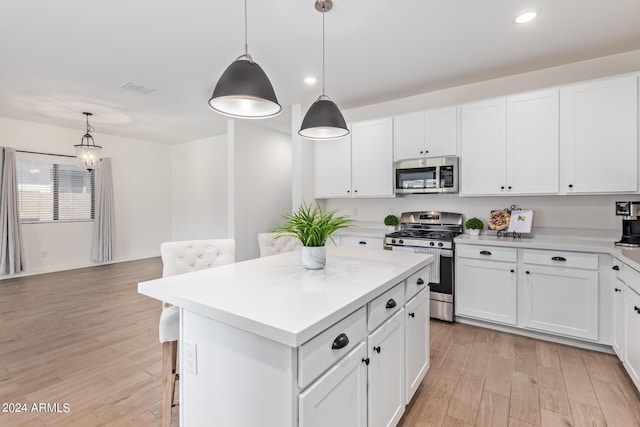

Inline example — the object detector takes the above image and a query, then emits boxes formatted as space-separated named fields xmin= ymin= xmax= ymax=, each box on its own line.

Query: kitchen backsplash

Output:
xmin=321 ymin=193 xmax=640 ymax=233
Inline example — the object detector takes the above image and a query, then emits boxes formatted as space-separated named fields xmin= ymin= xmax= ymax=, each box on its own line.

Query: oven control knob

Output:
xmin=438 ymin=242 xmax=443 ymax=247
xmin=399 ymin=239 xmax=404 ymax=244
xmin=391 ymin=239 xmax=396 ymax=244
xmin=429 ymin=241 xmax=435 ymax=246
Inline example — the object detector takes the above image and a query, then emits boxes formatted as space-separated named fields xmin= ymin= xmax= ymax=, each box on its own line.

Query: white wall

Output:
xmin=323 ymin=49 xmax=640 ymax=233
xmin=0 ymin=116 xmax=172 ymax=276
xmin=232 ymin=121 xmax=292 ymax=261
xmin=171 ymin=135 xmax=228 ymax=241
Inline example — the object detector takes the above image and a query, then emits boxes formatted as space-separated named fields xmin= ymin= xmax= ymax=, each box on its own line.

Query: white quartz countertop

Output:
xmin=456 ymin=234 xmax=640 ymax=271
xmin=138 ymin=247 xmax=432 ymax=347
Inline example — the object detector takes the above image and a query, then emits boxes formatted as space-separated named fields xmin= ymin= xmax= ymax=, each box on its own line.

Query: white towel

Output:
xmin=415 ymin=248 xmax=440 ymax=284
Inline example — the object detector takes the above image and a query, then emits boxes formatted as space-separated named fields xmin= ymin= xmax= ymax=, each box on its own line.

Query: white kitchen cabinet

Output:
xmin=560 ymin=74 xmax=638 ymax=194
xmin=351 ymin=118 xmax=394 ymax=198
xmin=340 ymin=235 xmax=383 ymax=250
xmin=299 ymin=341 xmax=368 ymax=427
xmin=459 ymin=98 xmax=507 ymax=195
xmin=404 ymin=288 xmax=429 ymax=404
xmin=315 ymin=118 xmax=393 ymax=199
xmin=367 ymin=309 xmax=405 ymax=427
xmin=314 ymin=135 xmax=352 ymax=198
xmin=506 ymin=89 xmax=559 ymax=194
xmin=622 ymin=285 xmax=640 ymax=391
xmin=613 ymin=276 xmax=625 ymax=358
xmin=393 ymin=107 xmax=457 ymax=161
xmin=460 ymin=90 xmax=559 ymax=196
xmin=456 ymin=246 xmax=518 ymax=325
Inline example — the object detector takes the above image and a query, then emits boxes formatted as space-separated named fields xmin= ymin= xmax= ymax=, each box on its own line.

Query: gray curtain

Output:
xmin=0 ymin=147 xmax=24 ymax=275
xmin=91 ymin=157 xmax=114 ymax=262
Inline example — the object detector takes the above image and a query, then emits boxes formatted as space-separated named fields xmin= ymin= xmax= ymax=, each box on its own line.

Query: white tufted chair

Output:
xmin=158 ymin=239 xmax=235 ymax=427
xmin=257 ymin=233 xmax=302 ymax=257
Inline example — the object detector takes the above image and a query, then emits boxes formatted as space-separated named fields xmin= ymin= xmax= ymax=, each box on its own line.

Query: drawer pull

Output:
xmin=551 ymin=256 xmax=567 ymax=262
xmin=373 ymin=346 xmax=381 ymax=354
xmin=479 ymin=250 xmax=492 ymax=255
xmin=635 ymin=306 xmax=640 ymax=314
xmin=612 ymin=265 xmax=620 ymax=271
xmin=615 ymin=288 xmax=621 ymax=292
xmin=526 ymin=271 xmax=530 ymax=275
xmin=408 ymin=312 xmax=415 ymax=318
xmin=359 ymin=241 xmax=367 ymax=245
xmin=510 ymin=269 xmax=515 ymax=273
xmin=362 ymin=357 xmax=370 ymax=365
xmin=416 ymin=278 xmax=425 ymax=285
xmin=385 ymin=299 xmax=397 ymax=309
xmin=331 ymin=333 xmax=349 ymax=350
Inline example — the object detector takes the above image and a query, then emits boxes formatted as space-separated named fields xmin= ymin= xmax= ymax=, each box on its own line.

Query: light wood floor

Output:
xmin=1 ymin=258 xmax=639 ymax=426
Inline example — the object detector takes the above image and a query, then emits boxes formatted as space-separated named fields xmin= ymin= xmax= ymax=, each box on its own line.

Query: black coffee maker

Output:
xmin=616 ymin=201 xmax=640 ymax=247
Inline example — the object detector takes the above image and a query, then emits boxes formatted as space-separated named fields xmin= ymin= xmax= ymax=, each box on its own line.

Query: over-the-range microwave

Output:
xmin=394 ymin=157 xmax=459 ymax=195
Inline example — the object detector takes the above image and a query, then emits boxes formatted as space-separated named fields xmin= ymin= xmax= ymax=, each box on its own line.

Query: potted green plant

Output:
xmin=272 ymin=202 xmax=353 ymax=269
xmin=465 ymin=217 xmax=483 ymax=236
xmin=384 ymin=214 xmax=399 ymax=232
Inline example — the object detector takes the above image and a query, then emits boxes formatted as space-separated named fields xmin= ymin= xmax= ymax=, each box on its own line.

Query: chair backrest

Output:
xmin=160 ymin=239 xmax=235 ymax=278
xmin=257 ymin=233 xmax=302 ymax=258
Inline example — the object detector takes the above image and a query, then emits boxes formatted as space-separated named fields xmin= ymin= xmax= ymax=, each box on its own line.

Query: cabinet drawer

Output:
xmin=457 ymin=245 xmax=517 ymax=262
xmin=523 ymin=249 xmax=598 ymax=270
xmin=341 ymin=236 xmax=383 ymax=249
xmin=368 ymin=283 xmax=404 ymax=331
xmin=405 ymin=265 xmax=430 ymax=300
xmin=620 ymin=263 xmax=640 ymax=295
xmin=298 ymin=307 xmax=367 ymax=389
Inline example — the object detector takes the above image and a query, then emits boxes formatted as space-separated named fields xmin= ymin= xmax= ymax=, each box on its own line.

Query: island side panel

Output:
xmin=180 ymin=309 xmax=297 ymax=427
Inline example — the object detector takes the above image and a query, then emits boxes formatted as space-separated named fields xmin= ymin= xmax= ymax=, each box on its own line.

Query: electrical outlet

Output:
xmin=183 ymin=341 xmax=197 ymax=375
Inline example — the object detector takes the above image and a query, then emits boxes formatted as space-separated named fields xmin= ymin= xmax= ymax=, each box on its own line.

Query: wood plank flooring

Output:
xmin=1 ymin=258 xmax=639 ymax=426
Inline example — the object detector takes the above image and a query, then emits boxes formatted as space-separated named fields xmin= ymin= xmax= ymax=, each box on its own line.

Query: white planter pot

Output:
xmin=469 ymin=229 xmax=480 ymax=236
xmin=386 ymin=225 xmax=397 ymax=232
xmin=301 ymin=246 xmax=326 ymax=270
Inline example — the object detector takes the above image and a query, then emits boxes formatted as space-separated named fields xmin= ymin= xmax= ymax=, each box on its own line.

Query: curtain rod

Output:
xmin=16 ymin=150 xmax=76 ymax=159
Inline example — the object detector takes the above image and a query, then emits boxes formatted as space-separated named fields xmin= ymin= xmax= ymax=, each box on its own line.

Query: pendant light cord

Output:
xmin=244 ymin=0 xmax=248 ymax=57
xmin=322 ymin=6 xmax=326 ymax=96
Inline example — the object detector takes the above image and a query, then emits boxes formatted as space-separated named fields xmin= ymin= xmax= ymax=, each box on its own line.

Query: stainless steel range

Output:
xmin=384 ymin=211 xmax=463 ymax=322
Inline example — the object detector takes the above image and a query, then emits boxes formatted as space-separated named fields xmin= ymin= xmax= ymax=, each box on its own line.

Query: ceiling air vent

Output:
xmin=120 ymin=81 xmax=157 ymax=94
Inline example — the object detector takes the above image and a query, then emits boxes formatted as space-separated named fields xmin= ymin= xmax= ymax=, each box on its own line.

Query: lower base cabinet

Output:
xmin=622 ymin=286 xmax=640 ymax=390
xmin=368 ymin=310 xmax=405 ymax=427
xmin=299 ymin=342 xmax=368 ymax=427
xmin=405 ymin=289 xmax=429 ymax=403
xmin=612 ymin=277 xmax=625 ymax=358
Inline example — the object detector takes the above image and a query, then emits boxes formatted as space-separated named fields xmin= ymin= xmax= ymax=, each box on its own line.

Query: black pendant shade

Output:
xmin=299 ymin=96 xmax=349 ymax=140
xmin=208 ymin=56 xmax=282 ymax=119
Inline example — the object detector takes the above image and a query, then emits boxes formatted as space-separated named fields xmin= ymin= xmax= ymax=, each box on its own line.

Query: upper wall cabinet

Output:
xmin=560 ymin=75 xmax=638 ymax=194
xmin=393 ymin=107 xmax=457 ymax=161
xmin=315 ymin=118 xmax=394 ymax=199
xmin=460 ymin=90 xmax=560 ymax=196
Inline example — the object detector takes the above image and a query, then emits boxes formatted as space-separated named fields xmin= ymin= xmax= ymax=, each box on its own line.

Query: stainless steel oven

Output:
xmin=384 ymin=211 xmax=462 ymax=322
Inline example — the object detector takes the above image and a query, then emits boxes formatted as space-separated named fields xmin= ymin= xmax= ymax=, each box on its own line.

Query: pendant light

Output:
xmin=73 ymin=112 xmax=102 ymax=171
xmin=299 ymin=0 xmax=349 ymax=140
xmin=208 ymin=0 xmax=281 ymax=119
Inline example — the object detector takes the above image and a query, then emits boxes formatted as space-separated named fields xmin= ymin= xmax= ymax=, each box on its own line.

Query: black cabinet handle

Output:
xmin=510 ymin=269 xmax=515 ymax=273
xmin=508 ymin=186 xmax=512 ymax=190
xmin=331 ymin=333 xmax=349 ymax=350
xmin=362 ymin=357 xmax=370 ymax=365
xmin=386 ymin=299 xmax=397 ymax=309
xmin=373 ymin=346 xmax=381 ymax=354
xmin=615 ymin=288 xmax=621 ymax=292
xmin=419 ymin=150 xmax=424 ymax=154
xmin=354 ymin=190 xmax=358 ymax=193
xmin=347 ymin=190 xmax=350 ymax=193
xmin=359 ymin=241 xmax=367 ymax=245
xmin=500 ymin=186 xmax=505 ymax=190
xmin=526 ymin=271 xmax=530 ymax=275
xmin=551 ymin=256 xmax=567 ymax=262
xmin=635 ymin=306 xmax=640 ymax=314
xmin=416 ymin=278 xmax=425 ymax=285
xmin=408 ymin=312 xmax=415 ymax=318
xmin=613 ymin=265 xmax=620 ymax=271
xmin=480 ymin=250 xmax=492 ymax=255
xmin=568 ymin=184 xmax=573 ymax=188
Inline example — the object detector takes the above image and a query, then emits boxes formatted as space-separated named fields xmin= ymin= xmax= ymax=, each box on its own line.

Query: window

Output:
xmin=16 ymin=153 xmax=95 ymax=223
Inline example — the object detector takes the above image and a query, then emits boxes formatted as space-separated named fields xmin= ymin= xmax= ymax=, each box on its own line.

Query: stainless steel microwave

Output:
xmin=394 ymin=157 xmax=459 ymax=195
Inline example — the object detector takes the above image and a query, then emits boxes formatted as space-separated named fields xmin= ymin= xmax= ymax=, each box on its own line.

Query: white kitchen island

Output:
xmin=139 ymin=246 xmax=432 ymax=427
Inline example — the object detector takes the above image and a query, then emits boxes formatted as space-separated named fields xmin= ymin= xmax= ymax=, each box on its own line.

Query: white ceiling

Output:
xmin=1 ymin=0 xmax=640 ymax=144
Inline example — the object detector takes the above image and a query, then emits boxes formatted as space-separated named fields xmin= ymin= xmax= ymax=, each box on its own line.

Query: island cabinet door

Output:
xmin=368 ymin=309 xmax=405 ymax=427
xmin=613 ymin=278 xmax=625 ymax=359
xmin=299 ymin=341 xmax=367 ymax=427
xmin=405 ymin=288 xmax=429 ymax=404
xmin=622 ymin=286 xmax=640 ymax=391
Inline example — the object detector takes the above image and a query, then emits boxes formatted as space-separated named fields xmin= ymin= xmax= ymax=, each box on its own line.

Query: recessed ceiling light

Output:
xmin=304 ymin=76 xmax=317 ymax=85
xmin=514 ymin=10 xmax=538 ymax=24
